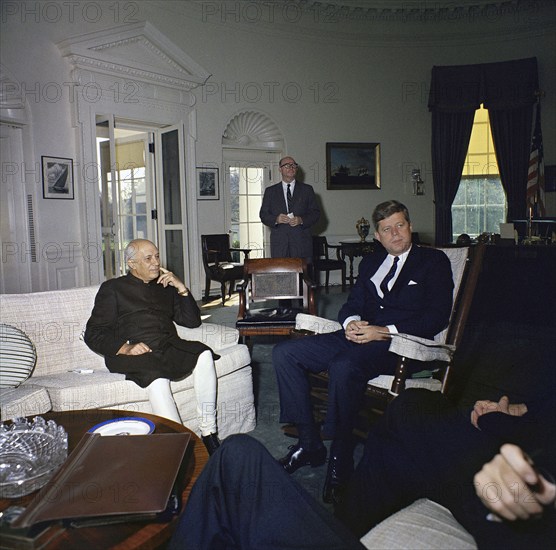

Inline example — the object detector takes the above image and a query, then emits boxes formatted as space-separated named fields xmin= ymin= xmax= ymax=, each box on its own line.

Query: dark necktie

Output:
xmin=380 ymin=256 xmax=399 ymax=295
xmin=286 ymin=184 xmax=292 ymax=213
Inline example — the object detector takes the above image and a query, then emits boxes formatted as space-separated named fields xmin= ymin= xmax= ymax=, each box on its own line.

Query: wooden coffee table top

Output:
xmin=0 ymin=409 xmax=209 ymax=549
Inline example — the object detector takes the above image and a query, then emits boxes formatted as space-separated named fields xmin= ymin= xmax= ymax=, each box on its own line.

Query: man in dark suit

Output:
xmin=259 ymin=156 xmax=320 ymax=260
xmin=273 ymin=200 xmax=454 ymax=503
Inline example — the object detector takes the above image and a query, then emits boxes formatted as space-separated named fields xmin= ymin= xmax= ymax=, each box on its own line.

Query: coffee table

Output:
xmin=0 ymin=409 xmax=209 ymax=549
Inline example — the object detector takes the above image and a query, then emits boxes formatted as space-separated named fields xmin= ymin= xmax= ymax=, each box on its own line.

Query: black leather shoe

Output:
xmin=278 ymin=444 xmax=327 ymax=474
xmin=202 ymin=433 xmax=221 ymax=455
xmin=322 ymin=451 xmax=354 ymax=505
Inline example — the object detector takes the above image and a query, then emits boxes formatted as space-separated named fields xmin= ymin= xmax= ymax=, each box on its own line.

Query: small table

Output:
xmin=0 ymin=409 xmax=208 ymax=549
xmin=339 ymin=239 xmax=377 ymax=286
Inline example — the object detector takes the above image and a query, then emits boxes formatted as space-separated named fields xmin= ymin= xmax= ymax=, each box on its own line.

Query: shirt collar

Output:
xmin=387 ymin=245 xmax=412 ymax=266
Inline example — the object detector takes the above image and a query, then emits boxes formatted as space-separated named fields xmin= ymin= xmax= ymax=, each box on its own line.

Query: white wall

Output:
xmin=1 ymin=1 xmax=555 ymax=291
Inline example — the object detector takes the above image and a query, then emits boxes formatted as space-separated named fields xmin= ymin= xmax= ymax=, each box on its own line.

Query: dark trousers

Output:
xmin=169 ymin=434 xmax=364 ymax=550
xmin=273 ymin=330 xmax=397 ymax=437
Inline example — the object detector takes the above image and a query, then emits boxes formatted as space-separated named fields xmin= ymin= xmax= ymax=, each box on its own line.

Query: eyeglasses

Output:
xmin=280 ymin=163 xmax=298 ymax=169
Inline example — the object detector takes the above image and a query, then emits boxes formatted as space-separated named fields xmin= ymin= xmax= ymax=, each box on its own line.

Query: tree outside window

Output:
xmin=452 ymin=106 xmax=507 ymax=241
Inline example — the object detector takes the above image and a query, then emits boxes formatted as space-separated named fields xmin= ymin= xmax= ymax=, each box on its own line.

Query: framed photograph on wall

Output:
xmin=42 ymin=156 xmax=74 ymax=199
xmin=326 ymin=142 xmax=381 ymax=190
xmin=197 ymin=167 xmax=219 ymax=200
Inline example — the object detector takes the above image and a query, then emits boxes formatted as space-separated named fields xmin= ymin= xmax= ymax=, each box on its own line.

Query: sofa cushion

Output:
xmin=30 ymin=371 xmax=133 ymax=411
xmin=0 ymin=286 xmax=105 ymax=377
xmin=31 ymin=344 xmax=251 ymax=411
xmin=360 ymin=499 xmax=477 ymax=549
xmin=0 ymin=384 xmax=51 ymax=420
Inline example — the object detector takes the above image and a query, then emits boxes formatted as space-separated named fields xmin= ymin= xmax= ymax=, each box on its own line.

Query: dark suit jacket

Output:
xmin=84 ymin=273 xmax=215 ymax=387
xmin=338 ymin=245 xmax=454 ymax=338
xmin=259 ymin=181 xmax=320 ymax=258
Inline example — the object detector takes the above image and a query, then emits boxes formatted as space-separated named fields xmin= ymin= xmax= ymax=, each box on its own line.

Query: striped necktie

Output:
xmin=380 ymin=256 xmax=399 ymax=295
xmin=286 ymin=184 xmax=292 ymax=213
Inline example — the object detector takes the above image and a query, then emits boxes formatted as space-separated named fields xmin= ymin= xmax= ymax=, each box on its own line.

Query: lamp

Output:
xmin=411 ymin=169 xmax=425 ymax=196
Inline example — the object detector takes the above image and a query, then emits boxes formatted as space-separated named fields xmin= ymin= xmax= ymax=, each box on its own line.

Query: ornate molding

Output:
xmin=223 ymin=111 xmax=283 ymax=148
xmin=57 ymin=21 xmax=211 ymax=94
xmin=65 ymin=54 xmax=199 ymax=92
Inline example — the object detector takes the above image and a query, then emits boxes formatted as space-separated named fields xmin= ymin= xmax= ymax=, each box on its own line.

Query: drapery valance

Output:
xmin=428 ymin=57 xmax=539 ymax=112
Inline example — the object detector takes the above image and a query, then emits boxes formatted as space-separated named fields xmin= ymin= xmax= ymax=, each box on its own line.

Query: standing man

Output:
xmin=84 ymin=239 xmax=221 ymax=455
xmin=273 ymin=200 xmax=454 ymax=503
xmin=259 ymin=156 xmax=320 ymax=261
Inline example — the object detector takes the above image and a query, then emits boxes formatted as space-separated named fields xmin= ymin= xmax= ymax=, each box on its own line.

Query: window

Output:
xmin=229 ymin=165 xmax=265 ymax=258
xmin=451 ymin=106 xmax=507 ymax=241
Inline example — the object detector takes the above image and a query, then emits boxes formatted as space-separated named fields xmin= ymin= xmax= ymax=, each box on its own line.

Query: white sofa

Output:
xmin=0 ymin=286 xmax=256 ymax=439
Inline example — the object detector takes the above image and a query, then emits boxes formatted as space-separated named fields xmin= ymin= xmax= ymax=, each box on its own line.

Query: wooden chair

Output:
xmin=296 ymin=244 xmax=485 ymax=425
xmin=312 ymin=236 xmax=346 ymax=292
xmin=201 ymin=234 xmax=251 ymax=305
xmin=236 ymin=258 xmax=317 ymax=343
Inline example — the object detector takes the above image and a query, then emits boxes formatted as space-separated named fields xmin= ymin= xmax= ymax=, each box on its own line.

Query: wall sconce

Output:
xmin=411 ymin=169 xmax=425 ymax=196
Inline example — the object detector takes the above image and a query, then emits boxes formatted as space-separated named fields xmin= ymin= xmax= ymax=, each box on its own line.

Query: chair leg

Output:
xmin=229 ymin=280 xmax=236 ymax=299
xmin=220 ymin=282 xmax=227 ymax=305
xmin=341 ymin=266 xmax=346 ymax=292
xmin=204 ymin=276 xmax=211 ymax=301
xmin=325 ymin=271 xmax=330 ymax=291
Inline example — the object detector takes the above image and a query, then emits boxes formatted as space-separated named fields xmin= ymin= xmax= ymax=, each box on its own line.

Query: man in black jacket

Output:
xmin=84 ymin=239 xmax=220 ymax=454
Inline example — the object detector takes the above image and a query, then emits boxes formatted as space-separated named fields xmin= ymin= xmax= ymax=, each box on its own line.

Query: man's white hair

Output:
xmin=124 ymin=240 xmax=140 ymax=268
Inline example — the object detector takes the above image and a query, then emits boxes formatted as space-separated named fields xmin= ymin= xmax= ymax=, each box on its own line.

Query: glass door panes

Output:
xmin=229 ymin=165 xmax=265 ymax=258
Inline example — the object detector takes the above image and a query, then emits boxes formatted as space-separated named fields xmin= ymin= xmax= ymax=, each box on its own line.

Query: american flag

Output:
xmin=526 ymin=101 xmax=545 ymax=217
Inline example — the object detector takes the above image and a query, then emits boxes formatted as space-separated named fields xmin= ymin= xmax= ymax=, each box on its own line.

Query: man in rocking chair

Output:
xmin=272 ymin=200 xmax=454 ymax=504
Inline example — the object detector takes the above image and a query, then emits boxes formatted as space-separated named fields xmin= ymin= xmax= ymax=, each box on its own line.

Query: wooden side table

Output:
xmin=339 ymin=240 xmax=376 ymax=286
xmin=0 ymin=409 xmax=208 ymax=549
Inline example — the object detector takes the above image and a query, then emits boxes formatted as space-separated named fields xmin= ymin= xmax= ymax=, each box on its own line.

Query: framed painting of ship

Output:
xmin=326 ymin=142 xmax=381 ymax=190
xmin=42 ymin=156 xmax=74 ymax=199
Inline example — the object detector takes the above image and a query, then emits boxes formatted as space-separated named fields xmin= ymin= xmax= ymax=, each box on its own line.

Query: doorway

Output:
xmin=96 ymin=117 xmax=188 ymax=282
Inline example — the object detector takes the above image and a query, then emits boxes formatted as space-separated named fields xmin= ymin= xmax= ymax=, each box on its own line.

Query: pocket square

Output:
xmin=408 ymin=280 xmax=418 ymax=285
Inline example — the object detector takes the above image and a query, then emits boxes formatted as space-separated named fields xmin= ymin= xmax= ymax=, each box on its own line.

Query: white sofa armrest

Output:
xmin=388 ymin=333 xmax=455 ymax=362
xmin=295 ymin=313 xmax=342 ymax=334
xmin=174 ymin=322 xmax=239 ymax=351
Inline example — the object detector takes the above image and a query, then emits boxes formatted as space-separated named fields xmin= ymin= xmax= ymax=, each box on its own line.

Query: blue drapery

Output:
xmin=428 ymin=57 xmax=539 ymax=245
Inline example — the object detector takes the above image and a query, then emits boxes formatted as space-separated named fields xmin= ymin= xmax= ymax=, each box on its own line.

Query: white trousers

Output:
xmin=146 ymin=350 xmax=217 ymax=436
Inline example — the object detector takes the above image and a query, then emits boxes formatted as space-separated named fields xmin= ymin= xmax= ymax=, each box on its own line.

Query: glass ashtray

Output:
xmin=0 ymin=416 xmax=68 ymax=498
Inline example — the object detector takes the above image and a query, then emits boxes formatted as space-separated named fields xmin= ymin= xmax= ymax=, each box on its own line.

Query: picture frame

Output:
xmin=197 ymin=167 xmax=219 ymax=200
xmin=326 ymin=142 xmax=381 ymax=190
xmin=42 ymin=156 xmax=74 ymax=199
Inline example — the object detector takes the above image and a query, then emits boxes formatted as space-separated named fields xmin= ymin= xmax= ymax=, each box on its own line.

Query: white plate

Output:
xmin=88 ymin=417 xmax=155 ymax=436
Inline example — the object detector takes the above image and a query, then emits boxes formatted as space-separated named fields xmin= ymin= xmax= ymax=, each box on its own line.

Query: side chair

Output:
xmin=236 ymin=257 xmax=317 ymax=344
xmin=312 ymin=236 xmax=346 ymax=292
xmin=201 ymin=234 xmax=251 ymax=305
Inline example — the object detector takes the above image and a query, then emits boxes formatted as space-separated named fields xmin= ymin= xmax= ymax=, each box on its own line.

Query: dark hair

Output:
xmin=371 ymin=200 xmax=410 ymax=230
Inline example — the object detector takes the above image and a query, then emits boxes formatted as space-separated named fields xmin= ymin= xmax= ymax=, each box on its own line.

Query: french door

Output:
xmin=96 ymin=117 xmax=187 ymax=282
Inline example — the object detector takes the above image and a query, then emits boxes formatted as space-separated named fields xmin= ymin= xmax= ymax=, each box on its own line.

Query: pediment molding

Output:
xmin=57 ymin=21 xmax=210 ymax=92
